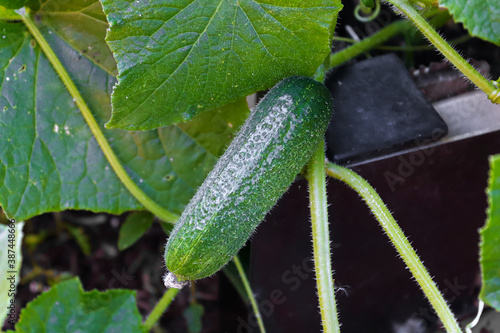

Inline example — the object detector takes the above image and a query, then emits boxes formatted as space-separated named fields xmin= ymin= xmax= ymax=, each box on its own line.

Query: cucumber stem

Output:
xmin=19 ymin=7 xmax=318 ymax=333
xmin=329 ymin=19 xmax=411 ymax=68
xmin=332 ymin=34 xmax=471 ymax=52
xmin=328 ymin=9 xmax=451 ymax=69
xmin=19 ymin=9 xmax=180 ymax=223
xmin=233 ymin=256 xmax=267 ymax=333
xmin=143 ymin=287 xmax=180 ymax=331
xmin=325 ymin=163 xmax=462 ymax=333
xmin=306 ymin=142 xmax=340 ymax=333
xmin=385 ymin=0 xmax=499 ymax=104
xmin=21 ymin=11 xmax=265 ymax=329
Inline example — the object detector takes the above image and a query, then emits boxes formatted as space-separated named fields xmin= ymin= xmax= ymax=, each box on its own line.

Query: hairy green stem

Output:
xmin=330 ymin=20 xmax=411 ymax=68
xmin=143 ymin=287 xmax=180 ymax=331
xmin=333 ymin=34 xmax=471 ymax=51
xmin=329 ymin=9 xmax=451 ymax=68
xmin=306 ymin=142 xmax=340 ymax=333
xmin=20 ymin=10 xmax=180 ymax=223
xmin=325 ymin=163 xmax=462 ymax=333
xmin=23 ymin=10 xmax=266 ymax=329
xmin=233 ymin=256 xmax=266 ymax=333
xmin=385 ymin=0 xmax=499 ymax=104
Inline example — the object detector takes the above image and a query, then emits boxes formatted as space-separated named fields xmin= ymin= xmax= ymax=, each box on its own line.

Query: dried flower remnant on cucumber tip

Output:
xmin=163 ymin=271 xmax=188 ymax=289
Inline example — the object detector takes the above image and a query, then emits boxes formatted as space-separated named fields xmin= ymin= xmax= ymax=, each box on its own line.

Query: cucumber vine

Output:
xmin=16 ymin=7 xmax=263 ymax=332
xmin=385 ymin=0 xmax=499 ymax=104
xmin=2 ymin=0 xmax=499 ymax=331
xmin=325 ymin=163 xmax=461 ymax=332
xmin=19 ymin=9 xmax=180 ymax=224
xmin=306 ymin=142 xmax=340 ymax=333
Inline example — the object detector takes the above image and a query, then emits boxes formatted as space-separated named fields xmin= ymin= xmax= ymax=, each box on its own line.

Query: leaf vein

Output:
xmin=13 ymin=44 xmax=40 ymax=217
xmin=125 ymin=0 xmax=225 ymax=116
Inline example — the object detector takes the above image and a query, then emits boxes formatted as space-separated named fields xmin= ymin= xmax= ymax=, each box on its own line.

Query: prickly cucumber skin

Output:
xmin=164 ymin=76 xmax=333 ymax=282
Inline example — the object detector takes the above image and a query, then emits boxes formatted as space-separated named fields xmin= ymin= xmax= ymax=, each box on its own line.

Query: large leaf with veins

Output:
xmin=0 ymin=18 xmax=248 ymax=221
xmin=480 ymin=155 xmax=500 ymax=310
xmin=11 ymin=278 xmax=144 ymax=332
xmin=102 ymin=0 xmax=342 ymax=130
xmin=440 ymin=0 xmax=499 ymax=46
xmin=37 ymin=0 xmax=118 ymax=74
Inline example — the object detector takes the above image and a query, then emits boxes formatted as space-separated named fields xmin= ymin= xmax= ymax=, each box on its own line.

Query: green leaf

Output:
xmin=1 ymin=0 xmax=27 ymax=10
xmin=37 ymin=0 xmax=118 ymax=75
xmin=13 ymin=278 xmax=144 ymax=332
xmin=101 ymin=0 xmax=342 ymax=130
xmin=183 ymin=303 xmax=204 ymax=333
xmin=0 ymin=221 xmax=23 ymax=325
xmin=0 ymin=18 xmax=249 ymax=221
xmin=118 ymin=211 xmax=154 ymax=250
xmin=440 ymin=0 xmax=500 ymax=46
xmin=480 ymin=154 xmax=500 ymax=310
xmin=0 ymin=6 xmax=21 ymax=20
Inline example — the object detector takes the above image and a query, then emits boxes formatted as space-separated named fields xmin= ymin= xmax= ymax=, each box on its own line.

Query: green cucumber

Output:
xmin=164 ymin=76 xmax=333 ymax=288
